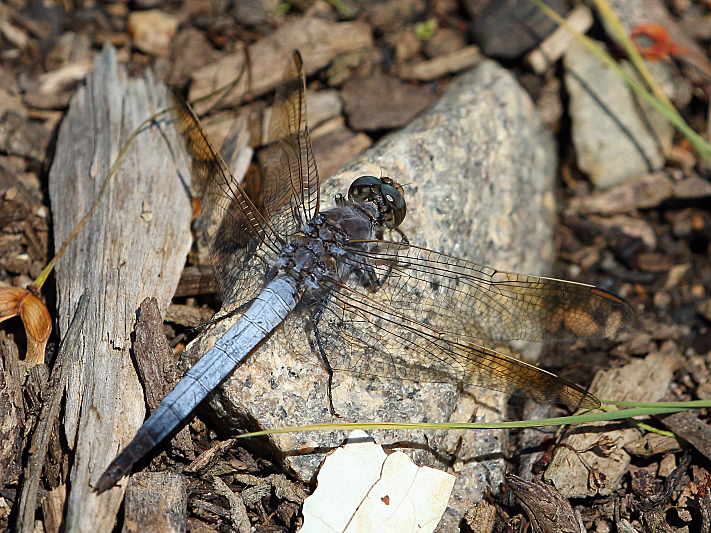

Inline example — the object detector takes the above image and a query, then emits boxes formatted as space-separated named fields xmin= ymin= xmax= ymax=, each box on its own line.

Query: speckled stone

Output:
xmin=564 ymin=40 xmax=673 ymax=189
xmin=181 ymin=59 xmax=557 ymax=515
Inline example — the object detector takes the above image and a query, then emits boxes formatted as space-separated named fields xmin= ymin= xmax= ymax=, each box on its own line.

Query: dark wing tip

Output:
xmin=530 ymin=370 xmax=601 ymax=411
xmin=566 ymin=389 xmax=601 ymax=411
xmin=588 ymin=287 xmax=635 ymax=338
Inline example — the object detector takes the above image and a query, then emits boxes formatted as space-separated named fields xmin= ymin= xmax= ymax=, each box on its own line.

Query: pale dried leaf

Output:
xmin=301 ymin=430 xmax=455 ymax=533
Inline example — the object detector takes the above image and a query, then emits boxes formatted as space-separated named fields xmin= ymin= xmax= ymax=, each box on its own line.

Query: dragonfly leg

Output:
xmin=187 ymin=298 xmax=254 ymax=334
xmin=310 ymin=302 xmax=341 ymax=417
xmin=363 ymin=227 xmax=410 ymax=290
xmin=394 ymin=227 xmax=409 ymax=244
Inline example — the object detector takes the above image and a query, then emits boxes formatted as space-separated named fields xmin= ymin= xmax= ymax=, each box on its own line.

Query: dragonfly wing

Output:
xmin=262 ymin=50 xmax=320 ymax=238
xmin=304 ymin=279 xmax=600 ymax=410
xmin=171 ymin=95 xmax=283 ymax=310
xmin=339 ymin=241 xmax=634 ymax=343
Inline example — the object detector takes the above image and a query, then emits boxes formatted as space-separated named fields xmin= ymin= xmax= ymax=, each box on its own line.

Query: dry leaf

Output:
xmin=301 ymin=430 xmax=455 ymax=533
xmin=0 ymin=285 xmax=51 ymax=364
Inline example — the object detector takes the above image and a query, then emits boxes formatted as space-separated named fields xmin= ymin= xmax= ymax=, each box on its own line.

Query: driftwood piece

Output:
xmin=47 ymin=45 xmax=192 ymax=531
xmin=121 ymin=471 xmax=187 ymax=533
xmin=17 ymin=291 xmax=89 ymax=533
xmin=188 ymin=17 xmax=373 ymax=112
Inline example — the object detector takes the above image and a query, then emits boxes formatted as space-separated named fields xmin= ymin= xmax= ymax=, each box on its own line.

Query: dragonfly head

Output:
xmin=348 ymin=176 xmax=407 ymax=229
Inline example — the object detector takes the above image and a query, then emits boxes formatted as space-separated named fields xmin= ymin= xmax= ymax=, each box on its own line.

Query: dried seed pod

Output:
xmin=0 ymin=286 xmax=51 ymax=364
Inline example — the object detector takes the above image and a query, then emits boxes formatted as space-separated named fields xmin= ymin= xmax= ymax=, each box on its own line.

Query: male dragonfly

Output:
xmin=96 ymin=51 xmax=633 ymax=492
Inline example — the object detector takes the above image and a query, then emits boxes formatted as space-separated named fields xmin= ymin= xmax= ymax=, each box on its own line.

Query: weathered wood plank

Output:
xmin=48 ymin=45 xmax=192 ymax=532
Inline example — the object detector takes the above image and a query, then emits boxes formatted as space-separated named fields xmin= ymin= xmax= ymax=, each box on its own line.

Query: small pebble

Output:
xmin=128 ymin=10 xmax=178 ymax=57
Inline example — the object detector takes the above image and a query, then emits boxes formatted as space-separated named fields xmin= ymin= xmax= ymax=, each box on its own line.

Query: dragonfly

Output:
xmin=96 ymin=50 xmax=633 ymax=492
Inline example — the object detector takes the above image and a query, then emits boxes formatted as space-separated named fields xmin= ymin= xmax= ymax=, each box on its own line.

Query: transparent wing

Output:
xmin=338 ymin=241 xmax=634 ymax=343
xmin=278 ymin=279 xmax=600 ymax=410
xmin=262 ymin=50 xmax=320 ymax=238
xmin=171 ymin=95 xmax=283 ymax=309
xmin=275 ymin=240 xmax=634 ymax=410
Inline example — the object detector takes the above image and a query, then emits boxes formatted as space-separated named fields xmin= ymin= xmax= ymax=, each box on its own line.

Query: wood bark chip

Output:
xmin=0 ymin=333 xmax=22 ymax=488
xmin=184 ymin=437 xmax=237 ymax=474
xmin=462 ymin=499 xmax=497 ymax=533
xmin=398 ymin=45 xmax=482 ymax=81
xmin=134 ymin=297 xmax=193 ymax=458
xmin=47 ymin=45 xmax=192 ymax=532
xmin=122 ymin=471 xmax=187 ymax=533
xmin=632 ymin=451 xmax=692 ymax=533
xmin=506 ymin=474 xmax=585 ymax=533
xmin=569 ymin=172 xmax=711 ymax=216
xmin=524 ymin=5 xmax=594 ymax=74
xmin=0 ymin=110 xmax=51 ymax=162
xmin=134 ymin=297 xmax=176 ymax=411
xmin=211 ymin=475 xmax=251 ymax=533
xmin=658 ymin=411 xmax=711 ymax=462
xmin=310 ymin=117 xmax=372 ymax=180
xmin=188 ymin=17 xmax=373 ymax=113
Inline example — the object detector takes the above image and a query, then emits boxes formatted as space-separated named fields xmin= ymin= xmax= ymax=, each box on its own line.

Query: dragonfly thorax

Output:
xmin=280 ymin=204 xmax=383 ymax=296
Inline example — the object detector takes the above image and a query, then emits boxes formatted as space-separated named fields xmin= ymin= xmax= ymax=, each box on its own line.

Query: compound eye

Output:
xmin=381 ymin=183 xmax=407 ymax=228
xmin=348 ymin=176 xmax=381 ymax=203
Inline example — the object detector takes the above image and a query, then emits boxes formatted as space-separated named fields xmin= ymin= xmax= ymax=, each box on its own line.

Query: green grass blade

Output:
xmin=235 ymin=400 xmax=711 ymax=438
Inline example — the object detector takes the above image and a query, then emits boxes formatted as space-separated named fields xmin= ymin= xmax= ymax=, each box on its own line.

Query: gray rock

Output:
xmin=181 ymin=59 xmax=557 ymax=519
xmin=564 ymin=40 xmax=673 ymax=189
